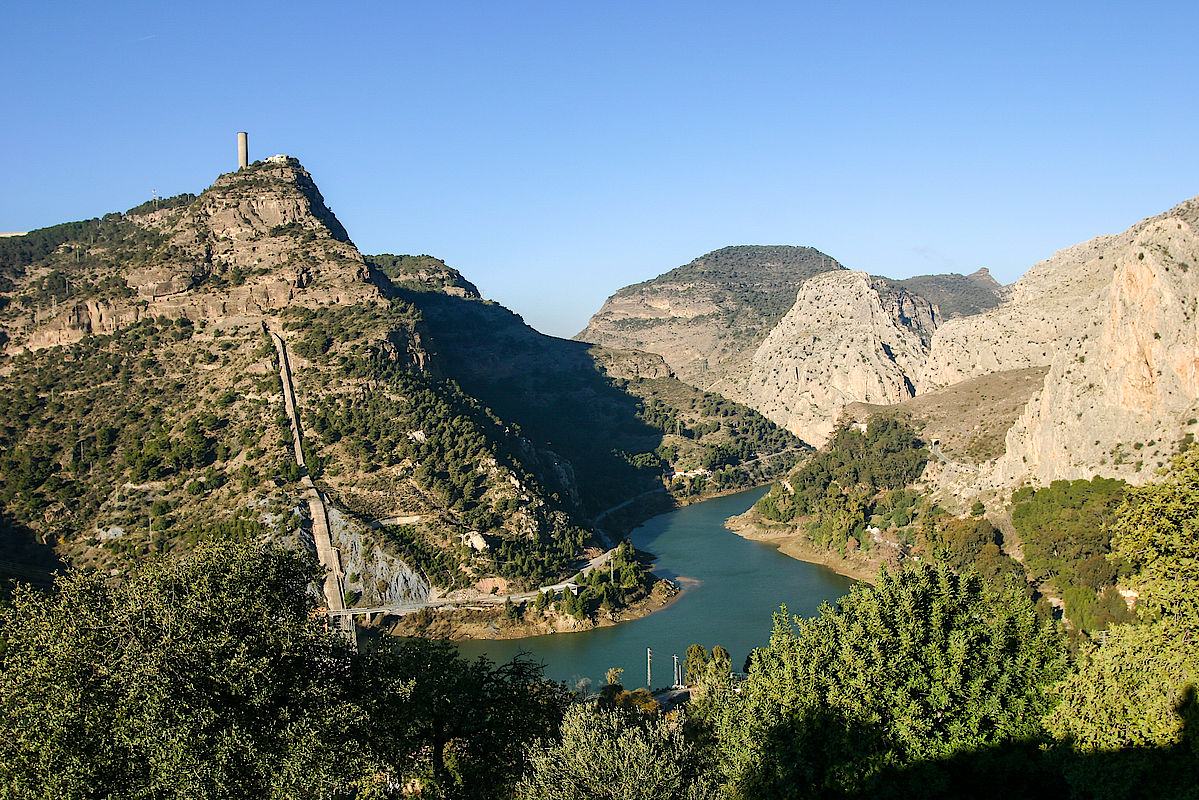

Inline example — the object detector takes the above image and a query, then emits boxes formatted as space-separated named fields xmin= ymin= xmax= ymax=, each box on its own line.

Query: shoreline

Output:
xmin=384 ymin=482 xmax=776 ymax=641
xmin=383 ymin=576 xmax=682 ymax=641
xmin=724 ymin=512 xmax=879 ymax=584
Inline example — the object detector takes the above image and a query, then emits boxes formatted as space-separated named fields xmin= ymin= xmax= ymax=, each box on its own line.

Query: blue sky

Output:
xmin=3 ymin=1 xmax=1197 ymax=337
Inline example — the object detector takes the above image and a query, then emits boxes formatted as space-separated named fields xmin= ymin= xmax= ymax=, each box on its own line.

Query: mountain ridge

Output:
xmin=578 ymin=192 xmax=1199 ymax=506
xmin=0 ymin=159 xmax=804 ymax=618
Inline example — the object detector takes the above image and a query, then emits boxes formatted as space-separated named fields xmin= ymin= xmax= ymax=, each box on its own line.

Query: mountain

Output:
xmin=582 ymin=194 xmax=1199 ymax=507
xmin=575 ymin=245 xmax=845 ymax=394
xmin=581 ymin=247 xmax=1007 ymax=447
xmin=889 ymin=268 xmax=1006 ymax=321
xmin=0 ymin=158 xmax=802 ymax=606
xmin=737 ymin=270 xmax=940 ymax=445
xmin=962 ymin=195 xmax=1199 ymax=493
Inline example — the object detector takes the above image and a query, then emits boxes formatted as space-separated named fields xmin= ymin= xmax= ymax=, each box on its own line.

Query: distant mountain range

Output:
xmin=580 ymin=197 xmax=1199 ymax=510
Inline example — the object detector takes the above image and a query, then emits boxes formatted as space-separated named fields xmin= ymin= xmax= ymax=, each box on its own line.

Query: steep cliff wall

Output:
xmin=737 ymin=271 xmax=938 ymax=445
xmin=988 ymin=197 xmax=1199 ymax=489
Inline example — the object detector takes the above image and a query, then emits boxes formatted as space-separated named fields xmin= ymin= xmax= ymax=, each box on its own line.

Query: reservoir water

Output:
xmin=455 ymin=487 xmax=856 ymax=690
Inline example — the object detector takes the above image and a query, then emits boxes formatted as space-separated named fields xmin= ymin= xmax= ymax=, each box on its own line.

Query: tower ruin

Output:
xmin=237 ymin=131 xmax=248 ymax=169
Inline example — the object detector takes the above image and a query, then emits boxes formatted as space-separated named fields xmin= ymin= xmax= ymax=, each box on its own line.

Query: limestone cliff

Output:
xmin=986 ymin=196 xmax=1199 ymax=489
xmin=738 ymin=195 xmax=1199 ymax=498
xmin=738 ymin=271 xmax=938 ymax=445
xmin=580 ymin=194 xmax=1199 ymax=502
xmin=576 ymin=245 xmax=844 ymax=393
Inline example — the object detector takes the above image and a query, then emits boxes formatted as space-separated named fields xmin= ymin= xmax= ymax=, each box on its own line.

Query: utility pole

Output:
xmin=646 ymin=647 xmax=652 ymax=689
xmin=673 ymin=654 xmax=682 ymax=688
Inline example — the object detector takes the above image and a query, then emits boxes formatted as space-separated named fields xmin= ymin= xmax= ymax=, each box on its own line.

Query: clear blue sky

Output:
xmin=3 ymin=1 xmax=1197 ymax=337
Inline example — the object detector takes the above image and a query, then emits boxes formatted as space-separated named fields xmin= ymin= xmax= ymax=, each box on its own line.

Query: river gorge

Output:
xmin=456 ymin=487 xmax=857 ymax=690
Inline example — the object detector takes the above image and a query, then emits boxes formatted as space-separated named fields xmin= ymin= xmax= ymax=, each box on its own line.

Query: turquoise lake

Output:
xmin=455 ymin=486 xmax=856 ymax=690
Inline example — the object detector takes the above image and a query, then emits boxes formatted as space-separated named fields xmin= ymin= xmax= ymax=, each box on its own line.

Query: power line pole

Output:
xmin=646 ymin=647 xmax=652 ymax=689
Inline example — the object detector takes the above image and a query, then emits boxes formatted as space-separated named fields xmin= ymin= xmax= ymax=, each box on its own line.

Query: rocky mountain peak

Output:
xmin=4 ymin=159 xmax=382 ymax=352
xmin=193 ymin=157 xmax=351 ymax=244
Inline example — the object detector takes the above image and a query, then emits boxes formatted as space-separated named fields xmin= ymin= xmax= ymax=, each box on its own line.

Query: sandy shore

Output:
xmin=724 ymin=512 xmax=879 ymax=584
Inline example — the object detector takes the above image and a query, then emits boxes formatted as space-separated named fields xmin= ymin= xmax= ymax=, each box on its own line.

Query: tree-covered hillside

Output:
xmin=0 ymin=161 xmax=805 ymax=606
xmin=615 ymin=245 xmax=845 ymax=329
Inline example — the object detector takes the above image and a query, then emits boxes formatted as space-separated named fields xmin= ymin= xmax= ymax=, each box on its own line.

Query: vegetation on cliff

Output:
xmin=1011 ymin=477 xmax=1135 ymax=632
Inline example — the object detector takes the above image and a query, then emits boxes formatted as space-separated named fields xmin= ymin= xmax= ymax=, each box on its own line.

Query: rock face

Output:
xmin=748 ymin=198 xmax=1199 ymax=490
xmin=576 ymin=245 xmax=845 ymax=392
xmin=738 ymin=271 xmax=938 ymax=445
xmin=986 ymin=197 xmax=1199 ymax=489
xmin=918 ymin=237 xmax=1118 ymax=391
xmin=9 ymin=158 xmax=381 ymax=353
xmin=582 ymin=194 xmax=1199 ymax=498
xmin=329 ymin=508 xmax=430 ymax=605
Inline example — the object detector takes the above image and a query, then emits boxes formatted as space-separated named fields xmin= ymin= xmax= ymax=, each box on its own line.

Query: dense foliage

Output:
xmin=0 ymin=318 xmax=288 ymax=572
xmin=757 ymin=418 xmax=928 ymax=523
xmin=754 ymin=419 xmax=929 ymax=555
xmin=0 ymin=542 xmax=570 ymax=799
xmin=518 ymin=706 xmax=714 ymax=800
xmin=8 ymin=443 xmax=1199 ymax=799
xmin=1044 ymin=448 xmax=1199 ymax=797
xmin=916 ymin=514 xmax=1023 ymax=586
xmin=710 ymin=564 xmax=1067 ymax=798
xmin=1011 ymin=477 xmax=1133 ymax=631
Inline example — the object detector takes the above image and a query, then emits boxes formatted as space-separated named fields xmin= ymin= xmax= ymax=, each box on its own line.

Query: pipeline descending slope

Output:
xmin=268 ymin=326 xmax=354 ymax=643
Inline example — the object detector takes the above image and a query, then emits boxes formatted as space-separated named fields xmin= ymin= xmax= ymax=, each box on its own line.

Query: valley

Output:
xmin=2 ymin=154 xmax=1198 ymax=799
xmin=0 ymin=158 xmax=803 ymax=639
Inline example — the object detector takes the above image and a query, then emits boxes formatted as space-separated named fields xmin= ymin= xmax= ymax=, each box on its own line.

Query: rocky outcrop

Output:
xmin=736 ymin=271 xmax=938 ymax=445
xmin=576 ymin=245 xmax=844 ymax=390
xmin=918 ymin=232 xmax=1118 ymax=391
xmin=329 ymin=508 xmax=430 ymax=605
xmin=986 ymin=197 xmax=1199 ymax=488
xmin=7 ymin=159 xmax=382 ymax=353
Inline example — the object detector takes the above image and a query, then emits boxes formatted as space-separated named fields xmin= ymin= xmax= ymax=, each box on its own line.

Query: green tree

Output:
xmin=359 ymin=638 xmax=571 ymax=799
xmin=0 ymin=542 xmax=572 ymax=800
xmin=0 ymin=542 xmax=370 ymax=799
xmin=1110 ymin=448 xmax=1199 ymax=624
xmin=684 ymin=644 xmax=710 ymax=685
xmin=1046 ymin=448 xmax=1199 ymax=796
xmin=714 ymin=564 xmax=1067 ymax=798
xmin=517 ymin=706 xmax=715 ymax=800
